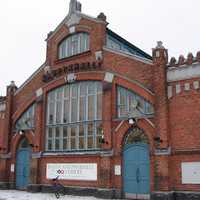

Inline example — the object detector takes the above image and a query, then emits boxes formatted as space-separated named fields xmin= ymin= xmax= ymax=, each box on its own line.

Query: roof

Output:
xmin=106 ymin=28 xmax=152 ymax=60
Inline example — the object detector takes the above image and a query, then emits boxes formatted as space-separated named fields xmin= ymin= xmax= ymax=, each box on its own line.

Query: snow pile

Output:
xmin=0 ymin=190 xmax=103 ymax=200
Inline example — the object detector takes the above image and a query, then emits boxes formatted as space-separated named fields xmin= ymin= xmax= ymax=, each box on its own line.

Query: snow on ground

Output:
xmin=0 ymin=190 xmax=108 ymax=200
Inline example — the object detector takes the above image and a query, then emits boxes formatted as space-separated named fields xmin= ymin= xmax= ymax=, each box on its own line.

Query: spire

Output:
xmin=69 ymin=0 xmax=82 ymax=14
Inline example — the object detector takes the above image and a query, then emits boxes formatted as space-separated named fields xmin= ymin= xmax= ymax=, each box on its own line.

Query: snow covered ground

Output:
xmin=0 ymin=190 xmax=109 ymax=200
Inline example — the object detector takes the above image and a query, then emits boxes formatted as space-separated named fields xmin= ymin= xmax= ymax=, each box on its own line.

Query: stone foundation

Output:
xmin=151 ymin=191 xmax=200 ymax=200
xmin=27 ymin=184 xmax=122 ymax=199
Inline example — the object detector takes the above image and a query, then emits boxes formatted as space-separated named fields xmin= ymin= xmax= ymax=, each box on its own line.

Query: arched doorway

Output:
xmin=123 ymin=127 xmax=150 ymax=199
xmin=16 ymin=137 xmax=31 ymax=189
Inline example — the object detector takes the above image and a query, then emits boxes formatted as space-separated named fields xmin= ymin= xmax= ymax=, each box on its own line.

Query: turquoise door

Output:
xmin=16 ymin=148 xmax=31 ymax=189
xmin=123 ymin=143 xmax=150 ymax=199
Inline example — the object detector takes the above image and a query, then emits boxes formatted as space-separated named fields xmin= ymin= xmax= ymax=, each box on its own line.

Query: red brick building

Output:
xmin=0 ymin=0 xmax=200 ymax=199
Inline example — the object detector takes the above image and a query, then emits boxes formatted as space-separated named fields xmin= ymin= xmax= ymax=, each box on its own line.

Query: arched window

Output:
xmin=125 ymin=127 xmax=149 ymax=144
xmin=117 ymin=86 xmax=154 ymax=118
xmin=15 ymin=104 xmax=35 ymax=131
xmin=46 ymin=81 xmax=102 ymax=151
xmin=58 ymin=33 xmax=89 ymax=59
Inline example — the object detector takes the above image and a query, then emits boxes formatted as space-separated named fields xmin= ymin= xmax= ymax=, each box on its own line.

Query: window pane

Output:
xmin=88 ymin=83 xmax=95 ymax=95
xmin=49 ymin=102 xmax=55 ymax=124
xmin=71 ymin=138 xmax=76 ymax=149
xmin=97 ymin=93 xmax=102 ymax=120
xmin=79 ymin=124 xmax=84 ymax=136
xmin=88 ymin=123 xmax=93 ymax=135
xmin=88 ymin=137 xmax=93 ymax=149
xmin=63 ymin=126 xmax=68 ymax=137
xmin=55 ymin=139 xmax=60 ymax=150
xmin=97 ymin=82 xmax=102 ymax=94
xmin=71 ymin=127 xmax=76 ymax=137
xmin=88 ymin=95 xmax=95 ymax=120
xmin=64 ymin=86 xmax=70 ymax=98
xmin=72 ymin=84 xmax=78 ymax=97
xmin=56 ymin=101 xmax=62 ymax=123
xmin=63 ymin=139 xmax=68 ymax=150
xmin=79 ymin=96 xmax=86 ymax=121
xmin=96 ymin=136 xmax=101 ymax=149
xmin=80 ymin=83 xmax=87 ymax=96
xmin=48 ymin=128 xmax=53 ymax=138
xmin=48 ymin=140 xmax=52 ymax=150
xmin=79 ymin=137 xmax=84 ymax=149
xmin=56 ymin=127 xmax=60 ymax=137
xmin=71 ymin=98 xmax=77 ymax=122
xmin=119 ymin=89 xmax=126 ymax=106
xmin=63 ymin=100 xmax=69 ymax=123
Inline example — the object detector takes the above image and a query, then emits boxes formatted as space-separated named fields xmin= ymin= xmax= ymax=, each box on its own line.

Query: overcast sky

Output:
xmin=0 ymin=0 xmax=200 ymax=96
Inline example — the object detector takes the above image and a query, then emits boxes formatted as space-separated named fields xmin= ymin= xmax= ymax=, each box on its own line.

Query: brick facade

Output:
xmin=0 ymin=1 xmax=200 ymax=199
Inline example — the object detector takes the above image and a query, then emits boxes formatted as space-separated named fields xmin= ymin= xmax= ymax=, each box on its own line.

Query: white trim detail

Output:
xmin=104 ymin=72 xmax=114 ymax=83
xmin=66 ymin=13 xmax=81 ymax=27
xmin=167 ymin=86 xmax=173 ymax=99
xmin=167 ymin=63 xmax=200 ymax=82
xmin=36 ymin=88 xmax=43 ymax=97
xmin=103 ymin=46 xmax=153 ymax=65
xmin=184 ymin=83 xmax=190 ymax=91
xmin=176 ymin=84 xmax=181 ymax=94
xmin=193 ymin=81 xmax=199 ymax=89
xmin=69 ymin=26 xmax=76 ymax=33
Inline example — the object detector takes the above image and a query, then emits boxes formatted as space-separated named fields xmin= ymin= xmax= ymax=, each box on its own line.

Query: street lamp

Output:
xmin=128 ymin=117 xmax=137 ymax=125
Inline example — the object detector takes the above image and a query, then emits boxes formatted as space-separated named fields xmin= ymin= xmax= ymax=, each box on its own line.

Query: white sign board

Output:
xmin=46 ymin=163 xmax=97 ymax=181
xmin=10 ymin=164 xmax=15 ymax=172
xmin=114 ymin=165 xmax=121 ymax=176
xmin=182 ymin=162 xmax=200 ymax=184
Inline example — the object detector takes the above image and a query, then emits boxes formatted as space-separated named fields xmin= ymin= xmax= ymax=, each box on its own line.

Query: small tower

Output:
xmin=152 ymin=41 xmax=169 ymax=149
xmin=152 ymin=41 xmax=168 ymax=65
xmin=3 ymin=81 xmax=18 ymax=153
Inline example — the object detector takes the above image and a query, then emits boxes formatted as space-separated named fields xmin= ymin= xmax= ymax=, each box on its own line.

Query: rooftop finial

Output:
xmin=10 ymin=81 xmax=16 ymax=87
xmin=69 ymin=0 xmax=82 ymax=14
xmin=156 ymin=41 xmax=165 ymax=49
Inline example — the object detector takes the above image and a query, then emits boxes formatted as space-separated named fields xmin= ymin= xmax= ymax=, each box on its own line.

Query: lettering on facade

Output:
xmin=43 ymin=61 xmax=102 ymax=83
xmin=46 ymin=163 xmax=97 ymax=181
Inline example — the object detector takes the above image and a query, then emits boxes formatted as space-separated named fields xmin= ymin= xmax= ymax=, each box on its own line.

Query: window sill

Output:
xmin=42 ymin=149 xmax=113 ymax=157
xmin=55 ymin=51 xmax=92 ymax=65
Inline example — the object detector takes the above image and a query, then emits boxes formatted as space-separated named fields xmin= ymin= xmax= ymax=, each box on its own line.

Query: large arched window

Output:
xmin=46 ymin=81 xmax=102 ymax=151
xmin=117 ymin=86 xmax=154 ymax=118
xmin=58 ymin=33 xmax=89 ymax=59
xmin=15 ymin=104 xmax=35 ymax=131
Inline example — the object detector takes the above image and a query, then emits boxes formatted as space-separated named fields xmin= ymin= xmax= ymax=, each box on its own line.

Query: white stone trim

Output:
xmin=104 ymin=72 xmax=114 ymax=83
xmin=176 ymin=84 xmax=181 ymax=94
xmin=103 ymin=46 xmax=153 ymax=65
xmin=69 ymin=26 xmax=76 ymax=33
xmin=184 ymin=83 xmax=190 ymax=91
xmin=167 ymin=86 xmax=173 ymax=99
xmin=193 ymin=81 xmax=199 ymax=89
xmin=167 ymin=63 xmax=200 ymax=82
xmin=36 ymin=88 xmax=43 ymax=97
